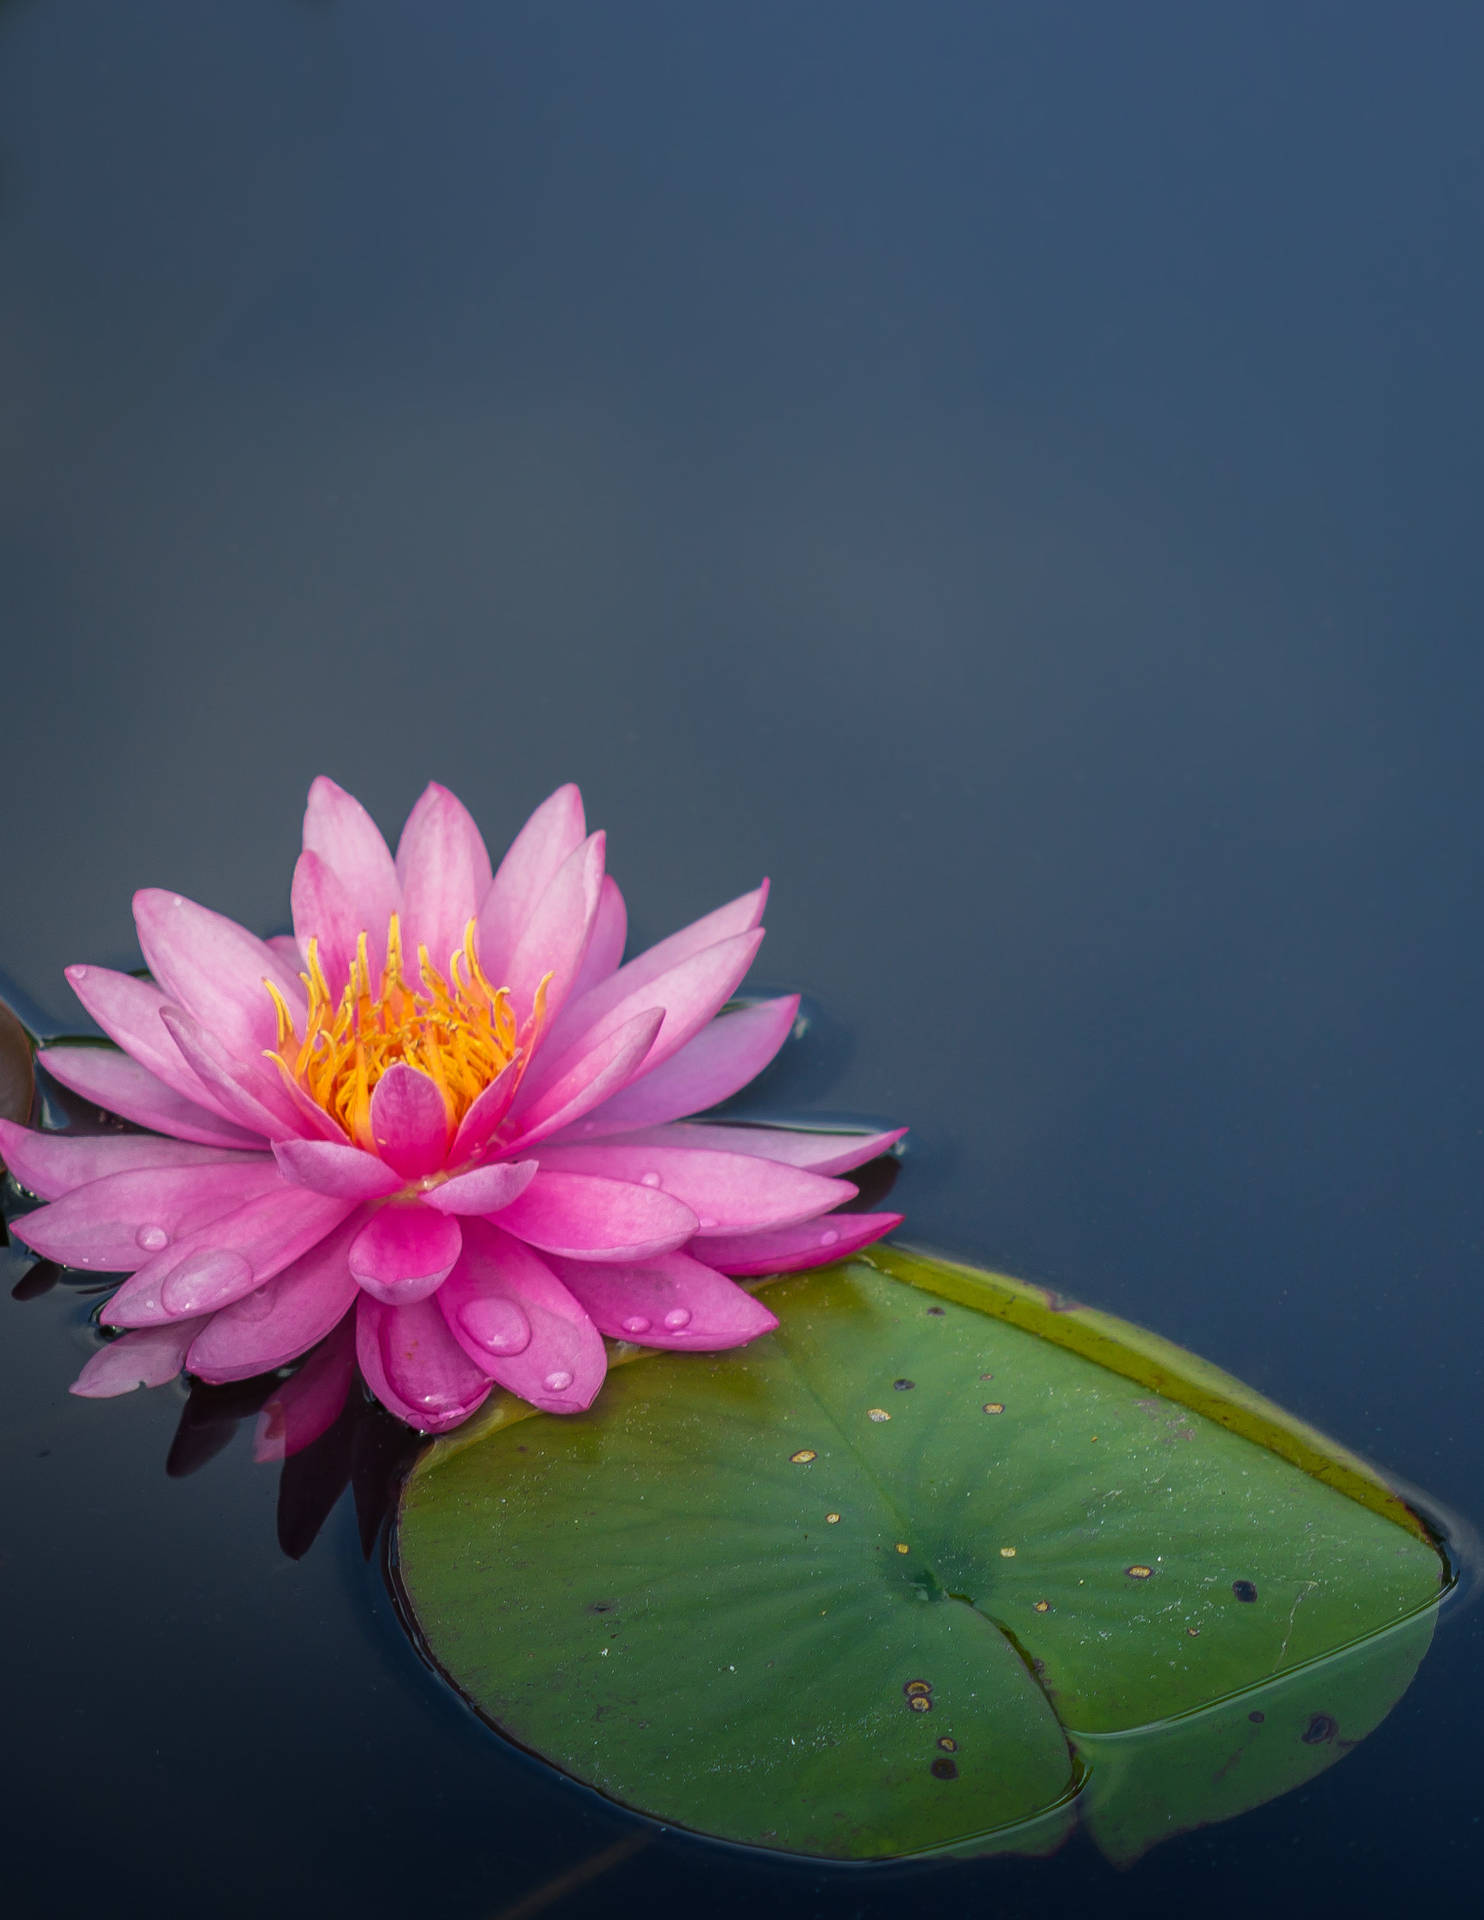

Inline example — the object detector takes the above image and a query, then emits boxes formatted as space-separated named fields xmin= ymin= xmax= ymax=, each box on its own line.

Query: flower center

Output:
xmin=265 ymin=915 xmax=541 ymax=1151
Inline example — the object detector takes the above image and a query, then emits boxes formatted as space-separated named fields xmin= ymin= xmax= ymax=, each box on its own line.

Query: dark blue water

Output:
xmin=3 ymin=4 xmax=1481 ymax=1915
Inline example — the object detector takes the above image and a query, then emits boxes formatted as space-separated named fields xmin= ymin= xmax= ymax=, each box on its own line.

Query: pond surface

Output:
xmin=2 ymin=4 xmax=1481 ymax=1917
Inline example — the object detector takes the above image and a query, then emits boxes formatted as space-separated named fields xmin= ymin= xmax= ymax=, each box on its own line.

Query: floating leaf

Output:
xmin=0 ymin=999 xmax=34 ymax=1129
xmin=396 ymin=1246 xmax=1448 ymax=1864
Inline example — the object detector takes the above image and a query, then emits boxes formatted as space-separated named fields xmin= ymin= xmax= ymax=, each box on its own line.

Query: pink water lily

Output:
xmin=2 ymin=780 xmax=902 ymax=1453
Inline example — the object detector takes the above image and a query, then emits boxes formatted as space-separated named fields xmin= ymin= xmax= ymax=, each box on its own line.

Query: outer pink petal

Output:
xmin=369 ymin=1063 xmax=450 ymax=1180
xmin=568 ymin=875 xmax=627 ymax=1006
xmin=133 ymin=889 xmax=307 ymax=1057
xmin=438 ymin=1221 xmax=606 ymax=1413
xmin=498 ymin=1009 xmax=663 ymax=1155
xmin=301 ymin=777 xmax=400 ymax=938
xmin=476 ymin=784 xmax=586 ymax=982
xmin=532 ymin=1144 xmax=854 ymax=1235
xmin=63 ymin=965 xmax=246 ymax=1122
xmin=395 ymin=783 xmax=495 ymax=971
xmin=290 ymin=849 xmax=362 ymax=997
xmin=519 ymin=930 xmax=764 ymax=1109
xmin=609 ymin=1121 xmax=908 ymax=1177
xmin=348 ymin=1204 xmax=462 ymax=1303
xmin=553 ymin=996 xmax=799 ymax=1137
xmin=496 ymin=1169 xmax=697 ymax=1262
xmin=36 ymin=1045 xmax=265 ymax=1149
xmin=254 ymin=1313 xmax=357 ymax=1462
xmin=546 ymin=1249 xmax=779 ymax=1349
xmin=273 ymin=1139 xmax=404 ymax=1200
xmin=356 ymin=1293 xmax=492 ymax=1432
xmin=70 ymin=1317 xmax=210 ymax=1398
xmin=0 ymin=1120 xmax=246 ymax=1202
xmin=543 ymin=881 xmax=767 ymax=1060
xmin=421 ymin=1160 xmax=538 ymax=1216
xmin=503 ymin=832 xmax=605 ymax=1027
xmin=10 ymin=1157 xmax=281 ymax=1272
xmin=102 ymin=1187 xmax=354 ymax=1326
xmin=187 ymin=1215 xmax=361 ymax=1381
xmin=691 ymin=1210 xmax=903 ymax=1277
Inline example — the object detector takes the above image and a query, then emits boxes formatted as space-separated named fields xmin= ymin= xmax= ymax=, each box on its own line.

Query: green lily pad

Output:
xmin=395 ymin=1245 xmax=1449 ymax=1864
xmin=0 ymin=999 xmax=34 ymax=1129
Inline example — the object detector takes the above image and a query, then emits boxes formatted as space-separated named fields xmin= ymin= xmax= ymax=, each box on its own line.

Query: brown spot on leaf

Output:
xmin=930 ymin=1756 xmax=959 ymax=1780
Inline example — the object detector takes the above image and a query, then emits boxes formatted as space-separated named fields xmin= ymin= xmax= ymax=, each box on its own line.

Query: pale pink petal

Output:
xmin=608 ymin=1121 xmax=908 ymax=1176
xmin=273 ymin=1139 xmax=404 ymax=1201
xmin=254 ymin=1313 xmax=357 ymax=1462
xmin=496 ymin=1169 xmax=697 ymax=1262
xmin=553 ymin=996 xmax=799 ymax=1137
xmin=356 ymin=1293 xmax=491 ymax=1432
xmin=476 ymin=784 xmax=586 ymax=982
xmin=543 ymin=881 xmax=767 ymax=1059
xmin=438 ymin=1221 xmax=606 ymax=1412
xmin=133 ymin=889 xmax=308 ymax=1057
xmin=530 ymin=1144 xmax=854 ymax=1234
xmin=368 ymin=1063 xmax=450 ymax=1180
xmin=395 ymin=783 xmax=495 ymax=971
xmin=498 ymin=1010 xmax=663 ymax=1155
xmin=421 ymin=1160 xmax=538 ymax=1216
xmin=37 ymin=1045 xmax=265 ymax=1149
xmin=301 ymin=777 xmax=400 ymax=935
xmin=546 ymin=1249 xmax=779 ymax=1349
xmin=102 ymin=1187 xmax=354 ymax=1326
xmin=502 ymin=832 xmax=606 ymax=1027
xmin=0 ymin=1120 xmax=246 ymax=1201
xmin=290 ymin=849 xmax=363 ymax=996
xmin=9 ymin=1157 xmax=281 ymax=1272
xmin=348 ymin=1204 xmax=462 ymax=1304
xmin=266 ymin=934 xmax=303 ymax=966
xmin=70 ymin=1316 xmax=210 ymax=1398
xmin=446 ymin=1058 xmax=524 ymax=1164
xmin=63 ymin=965 xmax=248 ymax=1122
xmin=519 ymin=931 xmax=764 ymax=1109
xmin=160 ymin=1008 xmax=326 ymax=1142
xmin=567 ymin=875 xmax=627 ymax=1005
xmin=692 ymin=1210 xmax=903 ymax=1276
xmin=188 ymin=1216 xmax=361 ymax=1381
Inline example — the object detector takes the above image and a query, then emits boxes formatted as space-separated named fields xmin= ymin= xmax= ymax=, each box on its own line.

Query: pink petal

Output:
xmin=273 ymin=1139 xmax=404 ymax=1201
xmin=520 ymin=930 xmax=764 ymax=1109
xmin=395 ymin=783 xmax=495 ymax=972
xmin=102 ymin=1187 xmax=353 ymax=1326
xmin=70 ymin=1317 xmax=210 ymax=1398
xmin=546 ymin=1249 xmax=779 ymax=1349
xmin=476 ymin=784 xmax=587 ymax=983
xmin=496 ymin=1169 xmax=697 ymax=1262
xmin=356 ymin=1293 xmax=492 ymax=1432
xmin=554 ymin=996 xmax=799 ymax=1137
xmin=368 ymin=1063 xmax=450 ymax=1180
xmin=301 ymin=777 xmax=400 ymax=939
xmin=10 ymin=1157 xmax=281 ymax=1272
xmin=265 ymin=934 xmax=303 ymax=966
xmin=499 ymin=1009 xmax=663 ymax=1155
xmin=438 ymin=1221 xmax=606 ymax=1412
xmin=0 ymin=1120 xmax=246 ymax=1202
xmin=290 ymin=848 xmax=363 ymax=997
xmin=568 ymin=875 xmax=627 ymax=1005
xmin=37 ymin=1045 xmax=265 ymax=1149
xmin=421 ymin=1159 xmax=538 ymax=1216
xmin=254 ymin=1313 xmax=357 ymax=1462
xmin=531 ymin=1144 xmax=854 ymax=1234
xmin=348 ymin=1204 xmax=462 ymax=1303
xmin=187 ymin=1216 xmax=361 ymax=1381
xmin=160 ymin=1007 xmax=325 ymax=1142
xmin=133 ymin=889 xmax=307 ymax=1058
xmin=446 ymin=1058 xmax=524 ymax=1164
xmin=63 ymin=965 xmax=246 ymax=1123
xmin=691 ymin=1210 xmax=903 ymax=1277
xmin=502 ymin=832 xmax=606 ymax=1027
xmin=610 ymin=1121 xmax=907 ymax=1176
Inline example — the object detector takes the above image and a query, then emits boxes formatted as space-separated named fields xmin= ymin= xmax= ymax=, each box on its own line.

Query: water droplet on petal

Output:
xmin=72 ymin=966 xmax=88 ymax=980
xmin=663 ymin=1307 xmax=691 ymax=1330
xmin=621 ymin=1315 xmax=651 ymax=1335
xmin=697 ymin=1217 xmax=717 ymax=1231
xmin=235 ymin=1283 xmax=275 ymax=1322
xmin=135 ymin=1225 xmax=169 ymax=1252
xmin=458 ymin=1295 xmax=531 ymax=1356
xmin=640 ymin=1170 xmax=661 ymax=1188
xmin=543 ymin=1369 xmax=574 ymax=1393
xmin=820 ymin=1229 xmax=840 ymax=1246
xmin=159 ymin=1248 xmax=254 ymax=1315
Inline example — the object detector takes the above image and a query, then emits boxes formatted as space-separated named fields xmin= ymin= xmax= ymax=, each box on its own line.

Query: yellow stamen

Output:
xmin=265 ymin=915 xmax=541 ymax=1154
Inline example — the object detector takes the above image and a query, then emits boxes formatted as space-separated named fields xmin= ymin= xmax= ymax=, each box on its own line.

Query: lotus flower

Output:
xmin=2 ymin=781 xmax=902 ymax=1452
